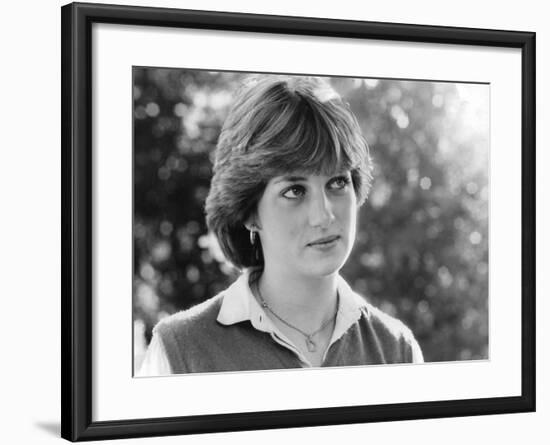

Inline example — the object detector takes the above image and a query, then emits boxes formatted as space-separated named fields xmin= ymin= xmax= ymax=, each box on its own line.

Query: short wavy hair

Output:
xmin=205 ymin=75 xmax=373 ymax=270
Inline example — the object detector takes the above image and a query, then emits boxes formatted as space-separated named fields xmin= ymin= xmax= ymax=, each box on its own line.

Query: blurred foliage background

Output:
xmin=133 ymin=68 xmax=489 ymax=372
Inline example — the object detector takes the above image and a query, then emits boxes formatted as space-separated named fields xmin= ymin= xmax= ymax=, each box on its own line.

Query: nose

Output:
xmin=308 ymin=191 xmax=335 ymax=229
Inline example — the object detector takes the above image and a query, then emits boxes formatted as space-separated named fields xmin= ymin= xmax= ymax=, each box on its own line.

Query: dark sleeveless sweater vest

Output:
xmin=153 ymin=293 xmax=419 ymax=373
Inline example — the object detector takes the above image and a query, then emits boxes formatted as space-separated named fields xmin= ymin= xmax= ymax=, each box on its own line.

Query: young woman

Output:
xmin=138 ymin=75 xmax=423 ymax=375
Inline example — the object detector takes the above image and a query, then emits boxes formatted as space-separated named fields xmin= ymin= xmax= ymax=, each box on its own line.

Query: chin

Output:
xmin=302 ymin=245 xmax=351 ymax=276
xmin=301 ymin=256 xmax=347 ymax=278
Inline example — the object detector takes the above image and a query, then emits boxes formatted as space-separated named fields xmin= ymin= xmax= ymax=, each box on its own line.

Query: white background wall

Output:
xmin=0 ymin=0 xmax=547 ymax=443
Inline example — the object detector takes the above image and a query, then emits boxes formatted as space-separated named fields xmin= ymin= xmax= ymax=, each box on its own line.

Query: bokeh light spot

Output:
xmin=145 ymin=102 xmax=160 ymax=117
xmin=140 ymin=263 xmax=155 ymax=282
xmin=420 ymin=176 xmax=432 ymax=190
xmin=173 ymin=102 xmax=187 ymax=117
xmin=186 ymin=265 xmax=200 ymax=283
xmin=432 ymin=94 xmax=444 ymax=108
xmin=469 ymin=231 xmax=482 ymax=245
xmin=407 ymin=168 xmax=419 ymax=185
xmin=158 ymin=166 xmax=170 ymax=181
xmin=438 ymin=266 xmax=454 ymax=288
xmin=363 ymin=79 xmax=379 ymax=88
xmin=136 ymin=282 xmax=159 ymax=313
xmin=160 ymin=221 xmax=173 ymax=236
xmin=134 ymin=105 xmax=147 ymax=120
xmin=466 ymin=182 xmax=479 ymax=195
xmin=390 ymin=105 xmax=409 ymax=129
xmin=152 ymin=240 xmax=172 ymax=262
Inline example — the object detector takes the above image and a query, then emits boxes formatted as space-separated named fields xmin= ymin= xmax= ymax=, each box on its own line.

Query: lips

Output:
xmin=307 ymin=235 xmax=340 ymax=246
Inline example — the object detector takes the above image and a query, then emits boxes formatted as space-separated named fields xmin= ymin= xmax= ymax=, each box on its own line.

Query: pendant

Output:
xmin=306 ymin=337 xmax=317 ymax=352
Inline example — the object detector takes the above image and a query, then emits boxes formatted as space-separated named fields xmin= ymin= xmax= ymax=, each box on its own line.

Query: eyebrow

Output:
xmin=272 ymin=175 xmax=308 ymax=184
xmin=272 ymin=171 xmax=351 ymax=185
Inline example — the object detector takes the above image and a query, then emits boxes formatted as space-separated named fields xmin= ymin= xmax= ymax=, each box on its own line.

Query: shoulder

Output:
xmin=149 ymin=292 xmax=233 ymax=373
xmin=153 ymin=293 xmax=225 ymax=339
xmin=359 ymin=301 xmax=423 ymax=363
xmin=363 ymin=302 xmax=415 ymax=341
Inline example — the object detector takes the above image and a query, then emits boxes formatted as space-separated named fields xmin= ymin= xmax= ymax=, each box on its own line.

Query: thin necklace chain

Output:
xmin=254 ymin=282 xmax=339 ymax=352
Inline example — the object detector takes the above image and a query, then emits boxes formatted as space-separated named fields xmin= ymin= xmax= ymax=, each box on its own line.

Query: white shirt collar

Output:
xmin=216 ymin=269 xmax=369 ymax=350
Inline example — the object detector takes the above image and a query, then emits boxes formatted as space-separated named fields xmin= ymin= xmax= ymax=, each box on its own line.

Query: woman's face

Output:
xmin=254 ymin=170 xmax=357 ymax=279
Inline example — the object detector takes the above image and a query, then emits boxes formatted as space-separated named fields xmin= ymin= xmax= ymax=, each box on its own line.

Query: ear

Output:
xmin=244 ymin=212 xmax=262 ymax=231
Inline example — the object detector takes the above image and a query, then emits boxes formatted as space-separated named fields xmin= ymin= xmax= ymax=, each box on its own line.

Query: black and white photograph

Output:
xmin=133 ymin=69 xmax=489 ymax=376
xmin=1 ymin=0 xmax=545 ymax=442
xmin=58 ymin=2 xmax=536 ymax=441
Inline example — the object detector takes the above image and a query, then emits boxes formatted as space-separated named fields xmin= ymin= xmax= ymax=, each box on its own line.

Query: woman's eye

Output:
xmin=282 ymin=185 xmax=305 ymax=199
xmin=329 ymin=176 xmax=351 ymax=190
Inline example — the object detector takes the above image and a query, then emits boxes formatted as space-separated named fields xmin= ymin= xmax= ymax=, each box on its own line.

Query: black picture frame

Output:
xmin=61 ymin=2 xmax=536 ymax=441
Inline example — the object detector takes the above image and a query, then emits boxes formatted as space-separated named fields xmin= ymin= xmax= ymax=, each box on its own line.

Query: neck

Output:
xmin=254 ymin=265 xmax=339 ymax=331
